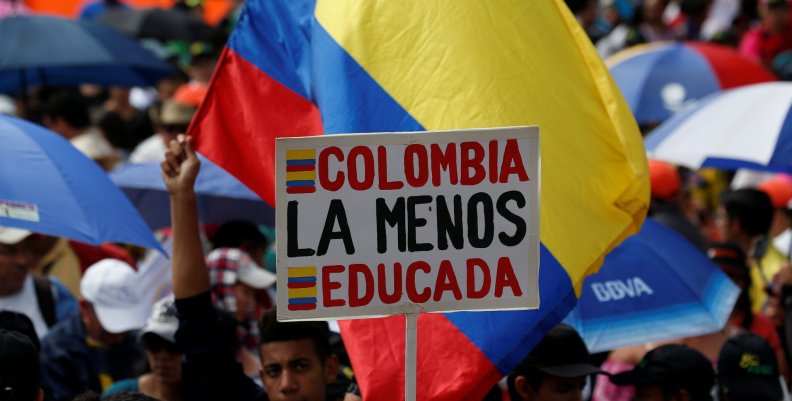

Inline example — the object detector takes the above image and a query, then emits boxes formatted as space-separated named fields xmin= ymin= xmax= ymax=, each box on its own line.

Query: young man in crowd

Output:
xmin=610 ymin=344 xmax=714 ymax=401
xmin=162 ymin=135 xmax=338 ymax=401
xmin=717 ymin=188 xmax=781 ymax=311
xmin=507 ymin=323 xmax=602 ymax=401
xmin=41 ymin=92 xmax=118 ymax=171
xmin=40 ymin=259 xmax=147 ymax=401
xmin=718 ymin=333 xmax=784 ymax=401
xmin=0 ymin=227 xmax=77 ymax=340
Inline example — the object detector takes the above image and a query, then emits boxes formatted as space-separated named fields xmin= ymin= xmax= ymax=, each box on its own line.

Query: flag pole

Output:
xmin=405 ymin=312 xmax=418 ymax=401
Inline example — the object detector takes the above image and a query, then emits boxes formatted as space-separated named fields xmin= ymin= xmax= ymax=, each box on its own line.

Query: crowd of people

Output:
xmin=571 ymin=0 xmax=792 ymax=70
xmin=3 ymin=0 xmax=792 ymax=400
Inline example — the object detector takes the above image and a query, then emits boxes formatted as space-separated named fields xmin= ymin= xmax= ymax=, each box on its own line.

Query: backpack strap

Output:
xmin=33 ymin=275 xmax=57 ymax=327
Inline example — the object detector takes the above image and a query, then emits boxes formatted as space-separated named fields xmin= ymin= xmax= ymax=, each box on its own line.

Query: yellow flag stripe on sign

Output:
xmin=286 ymin=149 xmax=316 ymax=160
xmin=288 ymin=287 xmax=318 ymax=298
xmin=288 ymin=267 xmax=317 ymax=277
xmin=286 ymin=170 xmax=317 ymax=181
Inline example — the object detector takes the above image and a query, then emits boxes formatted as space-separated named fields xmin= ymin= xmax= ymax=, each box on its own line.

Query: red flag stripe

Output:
xmin=288 ymin=303 xmax=317 ymax=311
xmin=190 ymin=48 xmax=323 ymax=207
xmin=286 ymin=165 xmax=316 ymax=172
xmin=286 ymin=186 xmax=316 ymax=194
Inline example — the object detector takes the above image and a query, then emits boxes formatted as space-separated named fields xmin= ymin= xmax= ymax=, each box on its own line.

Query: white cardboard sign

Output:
xmin=275 ymin=127 xmax=540 ymax=321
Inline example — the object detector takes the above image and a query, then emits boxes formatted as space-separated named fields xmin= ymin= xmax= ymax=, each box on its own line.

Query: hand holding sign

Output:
xmin=276 ymin=127 xmax=540 ymax=401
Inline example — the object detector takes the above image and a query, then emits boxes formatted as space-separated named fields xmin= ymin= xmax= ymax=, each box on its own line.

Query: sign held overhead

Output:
xmin=276 ymin=127 xmax=540 ymax=321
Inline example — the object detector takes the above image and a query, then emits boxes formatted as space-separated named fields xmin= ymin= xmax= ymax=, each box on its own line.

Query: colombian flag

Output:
xmin=190 ymin=1 xmax=650 ymax=400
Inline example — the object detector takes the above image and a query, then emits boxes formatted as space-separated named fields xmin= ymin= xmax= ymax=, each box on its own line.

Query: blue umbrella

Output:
xmin=0 ymin=115 xmax=163 ymax=252
xmin=0 ymin=15 xmax=174 ymax=94
xmin=565 ymin=218 xmax=739 ymax=353
xmin=607 ymin=41 xmax=776 ymax=125
xmin=109 ymin=155 xmax=274 ymax=230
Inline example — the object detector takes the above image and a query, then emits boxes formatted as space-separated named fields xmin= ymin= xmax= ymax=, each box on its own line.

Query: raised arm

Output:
xmin=162 ymin=136 xmax=265 ymax=401
xmin=161 ymin=135 xmax=210 ymax=299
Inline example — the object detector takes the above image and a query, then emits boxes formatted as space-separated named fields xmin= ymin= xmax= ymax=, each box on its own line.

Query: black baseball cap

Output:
xmin=0 ymin=329 xmax=40 ymax=401
xmin=0 ymin=311 xmax=40 ymax=351
xmin=718 ymin=333 xmax=783 ymax=400
xmin=611 ymin=344 xmax=714 ymax=400
xmin=515 ymin=323 xmax=602 ymax=377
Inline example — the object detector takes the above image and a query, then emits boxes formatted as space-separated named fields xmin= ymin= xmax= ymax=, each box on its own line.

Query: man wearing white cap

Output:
xmin=39 ymin=259 xmax=148 ymax=401
xmin=0 ymin=227 xmax=78 ymax=339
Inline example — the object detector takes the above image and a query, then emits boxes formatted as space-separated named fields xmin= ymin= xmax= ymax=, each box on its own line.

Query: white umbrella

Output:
xmin=645 ymin=82 xmax=792 ymax=173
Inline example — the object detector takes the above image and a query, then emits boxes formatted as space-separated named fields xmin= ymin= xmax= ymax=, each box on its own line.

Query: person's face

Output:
xmin=234 ymin=282 xmax=256 ymax=322
xmin=79 ymin=301 xmax=129 ymax=346
xmin=109 ymin=87 xmax=131 ymax=103
xmin=766 ymin=291 xmax=785 ymax=326
xmin=0 ymin=238 xmax=34 ymax=296
xmin=143 ymin=335 xmax=182 ymax=384
xmin=715 ymin=207 xmax=736 ymax=241
xmin=762 ymin=4 xmax=789 ymax=32
xmin=643 ymin=0 xmax=667 ymax=22
xmin=245 ymin=244 xmax=267 ymax=268
xmin=260 ymin=339 xmax=338 ymax=401
xmin=157 ymin=77 xmax=183 ymax=101
xmin=577 ymin=0 xmax=598 ymax=29
xmin=515 ymin=375 xmax=587 ymax=401
xmin=42 ymin=115 xmax=69 ymax=137
xmin=189 ymin=58 xmax=217 ymax=84
xmin=157 ymin=123 xmax=189 ymax=144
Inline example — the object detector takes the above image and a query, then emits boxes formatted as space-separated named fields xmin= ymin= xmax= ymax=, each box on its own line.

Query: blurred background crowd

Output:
xmin=4 ymin=0 xmax=792 ymax=401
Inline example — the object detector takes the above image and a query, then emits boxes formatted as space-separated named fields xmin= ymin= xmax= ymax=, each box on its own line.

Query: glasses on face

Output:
xmin=142 ymin=333 xmax=180 ymax=354
xmin=162 ymin=124 xmax=189 ymax=134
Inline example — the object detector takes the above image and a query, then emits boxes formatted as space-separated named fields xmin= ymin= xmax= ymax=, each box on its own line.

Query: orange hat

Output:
xmin=173 ymin=82 xmax=208 ymax=108
xmin=757 ymin=174 xmax=792 ymax=209
xmin=649 ymin=160 xmax=681 ymax=201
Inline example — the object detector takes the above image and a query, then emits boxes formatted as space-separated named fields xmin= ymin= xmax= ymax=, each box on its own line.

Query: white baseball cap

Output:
xmin=0 ymin=227 xmax=31 ymax=245
xmin=80 ymin=259 xmax=149 ymax=334
xmin=238 ymin=259 xmax=276 ymax=289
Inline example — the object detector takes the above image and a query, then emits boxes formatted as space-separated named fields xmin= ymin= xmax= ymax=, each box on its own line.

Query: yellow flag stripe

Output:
xmin=287 ymin=149 xmax=316 ymax=160
xmin=286 ymin=170 xmax=317 ymax=181
xmin=289 ymin=287 xmax=318 ymax=298
xmin=288 ymin=267 xmax=317 ymax=277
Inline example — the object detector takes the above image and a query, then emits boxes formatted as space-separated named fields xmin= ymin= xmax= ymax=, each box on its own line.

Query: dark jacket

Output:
xmin=40 ymin=313 xmax=144 ymax=401
xmin=175 ymin=291 xmax=266 ymax=401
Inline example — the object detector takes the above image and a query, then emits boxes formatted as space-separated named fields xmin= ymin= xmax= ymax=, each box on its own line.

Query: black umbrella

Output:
xmin=97 ymin=7 xmax=212 ymax=43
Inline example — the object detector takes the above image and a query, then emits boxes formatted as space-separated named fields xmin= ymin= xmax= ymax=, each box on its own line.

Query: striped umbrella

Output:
xmin=607 ymin=41 xmax=777 ymax=125
xmin=645 ymin=82 xmax=792 ymax=173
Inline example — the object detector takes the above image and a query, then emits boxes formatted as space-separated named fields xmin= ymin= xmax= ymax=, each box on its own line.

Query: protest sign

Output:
xmin=275 ymin=127 xmax=540 ymax=321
